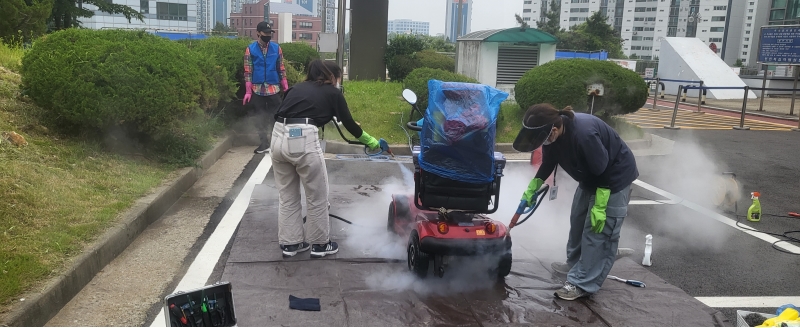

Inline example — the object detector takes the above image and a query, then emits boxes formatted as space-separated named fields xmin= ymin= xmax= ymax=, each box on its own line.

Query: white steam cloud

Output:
xmin=332 ymin=160 xmax=584 ymax=295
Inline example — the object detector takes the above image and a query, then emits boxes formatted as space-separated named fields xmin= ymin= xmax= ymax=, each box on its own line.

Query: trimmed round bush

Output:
xmin=279 ymin=42 xmax=319 ymax=72
xmin=185 ymin=37 xmax=252 ymax=85
xmin=387 ymin=54 xmax=421 ymax=81
xmin=385 ymin=35 xmax=426 ymax=81
xmin=403 ymin=67 xmax=478 ymax=110
xmin=284 ymin=62 xmax=304 ymax=87
xmin=20 ymin=29 xmax=225 ymax=163
xmin=415 ymin=49 xmax=454 ymax=72
xmin=515 ymin=58 xmax=648 ymax=117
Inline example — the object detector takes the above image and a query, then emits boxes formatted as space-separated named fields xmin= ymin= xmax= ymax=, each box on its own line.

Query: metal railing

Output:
xmin=662 ymin=84 xmax=800 ymax=131
xmin=645 ymin=78 xmax=704 ymax=112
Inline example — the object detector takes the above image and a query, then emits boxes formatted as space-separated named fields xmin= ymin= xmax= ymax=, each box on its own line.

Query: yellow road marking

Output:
xmin=623 ymin=108 xmax=794 ymax=131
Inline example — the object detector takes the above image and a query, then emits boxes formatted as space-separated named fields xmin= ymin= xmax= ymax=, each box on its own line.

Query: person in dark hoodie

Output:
xmin=510 ymin=104 xmax=639 ymax=301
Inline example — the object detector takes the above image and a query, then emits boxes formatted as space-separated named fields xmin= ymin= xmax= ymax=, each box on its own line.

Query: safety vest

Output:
xmin=249 ymin=41 xmax=280 ymax=85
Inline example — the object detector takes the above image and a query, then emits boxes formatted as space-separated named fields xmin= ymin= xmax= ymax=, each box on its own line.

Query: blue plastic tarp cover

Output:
xmin=419 ymin=80 xmax=509 ymax=184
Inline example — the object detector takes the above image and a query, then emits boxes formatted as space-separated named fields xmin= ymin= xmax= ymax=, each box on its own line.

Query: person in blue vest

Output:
xmin=243 ymin=22 xmax=289 ymax=154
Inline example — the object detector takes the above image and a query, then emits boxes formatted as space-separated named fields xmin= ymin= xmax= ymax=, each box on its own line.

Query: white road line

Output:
xmin=150 ymin=154 xmax=272 ymax=327
xmin=696 ymin=296 xmax=800 ymax=308
xmin=633 ymin=179 xmax=800 ymax=254
xmin=630 ymin=200 xmax=671 ymax=205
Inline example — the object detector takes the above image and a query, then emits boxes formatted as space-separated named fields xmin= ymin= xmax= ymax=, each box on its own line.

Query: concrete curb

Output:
xmin=1 ymin=134 xmax=237 ymax=327
xmin=322 ymin=134 xmax=653 ymax=155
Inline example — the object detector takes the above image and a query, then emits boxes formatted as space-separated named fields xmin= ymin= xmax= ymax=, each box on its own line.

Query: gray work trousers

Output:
xmin=271 ymin=121 xmax=330 ymax=246
xmin=566 ymin=184 xmax=631 ymax=294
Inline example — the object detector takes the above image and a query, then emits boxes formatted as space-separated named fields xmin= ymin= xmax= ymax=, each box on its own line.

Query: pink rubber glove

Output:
xmin=280 ymin=79 xmax=289 ymax=93
xmin=243 ymin=82 xmax=253 ymax=105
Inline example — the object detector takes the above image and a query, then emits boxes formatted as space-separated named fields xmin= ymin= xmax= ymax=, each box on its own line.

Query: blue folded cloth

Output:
xmin=289 ymin=295 xmax=320 ymax=311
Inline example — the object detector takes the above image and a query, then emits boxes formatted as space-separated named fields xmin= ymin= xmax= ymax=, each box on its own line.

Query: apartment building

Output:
xmin=521 ymin=0 xmax=767 ymax=65
xmin=388 ymin=19 xmax=431 ymax=35
xmin=445 ymin=0 xmax=473 ymax=42
xmin=79 ymin=0 xmax=198 ymax=32
xmin=230 ymin=0 xmax=323 ymax=47
xmin=284 ymin=0 xmax=336 ymax=32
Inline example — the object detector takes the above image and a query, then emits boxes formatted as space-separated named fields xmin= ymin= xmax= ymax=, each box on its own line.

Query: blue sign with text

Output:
xmin=759 ymin=26 xmax=800 ymax=64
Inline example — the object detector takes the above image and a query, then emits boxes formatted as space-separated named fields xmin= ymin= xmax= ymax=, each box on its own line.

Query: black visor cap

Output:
xmin=512 ymin=123 xmax=553 ymax=152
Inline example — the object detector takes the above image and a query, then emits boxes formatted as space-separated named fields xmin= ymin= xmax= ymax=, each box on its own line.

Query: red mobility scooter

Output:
xmin=386 ymin=82 xmax=518 ymax=279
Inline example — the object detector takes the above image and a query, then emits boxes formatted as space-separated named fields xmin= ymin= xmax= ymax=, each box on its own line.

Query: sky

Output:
xmin=274 ymin=0 xmax=525 ymax=36
xmin=388 ymin=0 xmax=524 ymax=36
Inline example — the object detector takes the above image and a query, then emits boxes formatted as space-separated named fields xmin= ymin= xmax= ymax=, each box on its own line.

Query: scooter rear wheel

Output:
xmin=408 ymin=230 xmax=430 ymax=278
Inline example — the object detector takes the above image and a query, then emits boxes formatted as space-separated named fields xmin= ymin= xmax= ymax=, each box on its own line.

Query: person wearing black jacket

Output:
xmin=510 ymin=104 xmax=639 ymax=301
xmin=271 ymin=60 xmax=384 ymax=258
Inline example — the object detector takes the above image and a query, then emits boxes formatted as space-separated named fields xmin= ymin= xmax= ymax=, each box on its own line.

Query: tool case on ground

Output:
xmin=163 ymin=281 xmax=237 ymax=327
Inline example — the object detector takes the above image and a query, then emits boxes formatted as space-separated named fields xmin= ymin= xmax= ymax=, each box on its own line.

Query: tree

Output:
xmin=556 ymin=11 xmax=624 ymax=59
xmin=418 ymin=34 xmax=455 ymax=52
xmin=515 ymin=14 xmax=529 ymax=31
xmin=735 ymin=59 xmax=744 ymax=67
xmin=536 ymin=0 xmax=562 ymax=36
xmin=0 ymin=0 xmax=53 ymax=42
xmin=211 ymin=22 xmax=236 ymax=36
xmin=49 ymin=0 xmax=144 ymax=30
xmin=388 ymin=33 xmax=455 ymax=52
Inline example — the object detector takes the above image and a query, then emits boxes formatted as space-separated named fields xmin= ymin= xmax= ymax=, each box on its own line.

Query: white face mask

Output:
xmin=335 ymin=82 xmax=341 ymax=90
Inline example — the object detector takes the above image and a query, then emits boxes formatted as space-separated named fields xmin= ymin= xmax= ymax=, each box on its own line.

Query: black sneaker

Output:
xmin=310 ymin=241 xmax=339 ymax=258
xmin=254 ymin=144 xmax=270 ymax=154
xmin=281 ymin=242 xmax=310 ymax=257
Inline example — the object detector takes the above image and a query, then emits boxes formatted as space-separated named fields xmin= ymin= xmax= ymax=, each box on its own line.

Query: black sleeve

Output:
xmin=333 ymin=91 xmax=364 ymax=138
xmin=534 ymin=146 xmax=558 ymax=181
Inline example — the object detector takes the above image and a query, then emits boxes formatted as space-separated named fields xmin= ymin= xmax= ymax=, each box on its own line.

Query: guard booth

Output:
xmin=456 ymin=27 xmax=558 ymax=92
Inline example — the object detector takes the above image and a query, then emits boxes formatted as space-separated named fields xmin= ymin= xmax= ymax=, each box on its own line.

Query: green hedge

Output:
xmin=415 ymin=50 xmax=454 ymax=72
xmin=185 ymin=37 xmax=251 ymax=85
xmin=515 ymin=59 xmax=648 ymax=117
xmin=20 ymin=29 xmax=228 ymax=164
xmin=279 ymin=42 xmax=319 ymax=72
xmin=385 ymin=35 xmax=425 ymax=81
xmin=284 ymin=62 xmax=304 ymax=87
xmin=387 ymin=54 xmax=420 ymax=81
xmin=403 ymin=67 xmax=478 ymax=110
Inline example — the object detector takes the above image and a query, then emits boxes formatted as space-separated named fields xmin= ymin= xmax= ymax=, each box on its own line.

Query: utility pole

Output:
xmin=337 ymin=0 xmax=346 ymax=69
xmin=321 ymin=0 xmax=326 ymax=33
xmin=456 ymin=0 xmax=463 ymax=39
xmin=454 ymin=0 xmax=464 ymax=71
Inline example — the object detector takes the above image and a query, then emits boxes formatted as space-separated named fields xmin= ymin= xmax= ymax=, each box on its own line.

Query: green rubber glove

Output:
xmin=357 ymin=131 xmax=380 ymax=150
xmin=591 ymin=187 xmax=611 ymax=233
xmin=522 ymin=178 xmax=544 ymax=207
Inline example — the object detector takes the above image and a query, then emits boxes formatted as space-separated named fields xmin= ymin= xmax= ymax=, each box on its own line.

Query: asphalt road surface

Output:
xmin=141 ymin=127 xmax=800 ymax=326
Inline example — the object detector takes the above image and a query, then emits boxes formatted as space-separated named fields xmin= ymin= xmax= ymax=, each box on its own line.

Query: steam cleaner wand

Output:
xmin=607 ymin=275 xmax=646 ymax=288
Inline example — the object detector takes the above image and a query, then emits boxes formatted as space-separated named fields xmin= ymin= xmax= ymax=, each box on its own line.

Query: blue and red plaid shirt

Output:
xmin=243 ymin=40 xmax=288 ymax=96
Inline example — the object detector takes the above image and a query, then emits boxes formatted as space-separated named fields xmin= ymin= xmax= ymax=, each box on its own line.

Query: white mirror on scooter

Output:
xmin=402 ymin=89 xmax=417 ymax=105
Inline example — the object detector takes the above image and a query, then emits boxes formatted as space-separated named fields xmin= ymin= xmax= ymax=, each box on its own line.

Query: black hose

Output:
xmin=632 ymin=195 xmax=800 ymax=256
xmin=514 ymin=185 xmax=550 ymax=228
xmin=329 ymin=214 xmax=352 ymax=225
xmin=301 ymin=214 xmax=357 ymax=226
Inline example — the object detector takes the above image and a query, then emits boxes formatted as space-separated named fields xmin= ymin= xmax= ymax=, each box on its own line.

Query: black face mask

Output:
xmin=260 ymin=35 xmax=271 ymax=43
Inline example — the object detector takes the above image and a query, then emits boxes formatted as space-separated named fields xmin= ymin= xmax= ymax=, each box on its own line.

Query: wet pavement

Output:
xmin=220 ymin=160 xmax=729 ymax=327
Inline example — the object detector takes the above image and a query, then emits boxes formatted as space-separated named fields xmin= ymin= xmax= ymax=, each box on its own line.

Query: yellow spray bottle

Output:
xmin=747 ymin=192 xmax=761 ymax=222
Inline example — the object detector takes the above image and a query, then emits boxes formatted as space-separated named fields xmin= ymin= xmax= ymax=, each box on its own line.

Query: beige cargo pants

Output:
xmin=270 ymin=121 xmax=330 ymax=246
